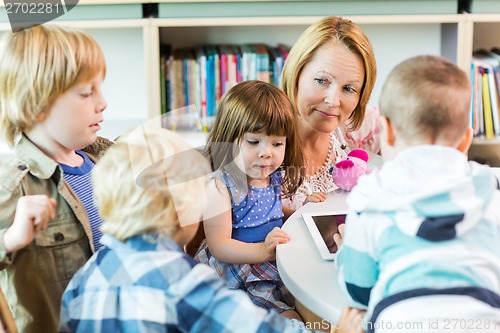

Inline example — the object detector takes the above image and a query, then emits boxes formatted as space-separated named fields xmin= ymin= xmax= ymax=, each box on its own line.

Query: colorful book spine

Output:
xmin=481 ymin=66 xmax=495 ymax=139
xmin=487 ymin=64 xmax=500 ymax=136
xmin=161 ymin=43 xmax=290 ymax=132
xmin=160 ymin=54 xmax=166 ymax=115
xmin=196 ymin=47 xmax=207 ymax=127
xmin=219 ymin=46 xmax=227 ymax=95
xmin=254 ymin=43 xmax=270 ymax=83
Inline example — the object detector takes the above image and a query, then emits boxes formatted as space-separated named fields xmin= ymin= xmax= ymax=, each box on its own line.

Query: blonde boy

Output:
xmin=60 ymin=127 xmax=315 ymax=333
xmin=0 ymin=24 xmax=109 ymax=332
xmin=336 ymin=55 xmax=500 ymax=332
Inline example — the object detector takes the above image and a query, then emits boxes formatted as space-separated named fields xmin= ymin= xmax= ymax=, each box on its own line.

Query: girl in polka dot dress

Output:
xmin=195 ymin=80 xmax=305 ymax=320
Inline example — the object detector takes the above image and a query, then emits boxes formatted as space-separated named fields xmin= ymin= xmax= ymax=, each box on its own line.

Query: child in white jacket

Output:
xmin=335 ymin=55 xmax=500 ymax=333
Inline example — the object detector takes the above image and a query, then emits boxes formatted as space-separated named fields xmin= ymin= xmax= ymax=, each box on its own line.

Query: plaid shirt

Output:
xmin=60 ymin=233 xmax=312 ymax=333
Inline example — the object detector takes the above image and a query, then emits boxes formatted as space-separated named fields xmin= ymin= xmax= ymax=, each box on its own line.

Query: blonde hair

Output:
xmin=379 ymin=55 xmax=471 ymax=145
xmin=0 ymin=24 xmax=106 ymax=146
xmin=281 ymin=16 xmax=376 ymax=131
xmin=206 ymin=80 xmax=304 ymax=197
xmin=92 ymin=127 xmax=211 ymax=242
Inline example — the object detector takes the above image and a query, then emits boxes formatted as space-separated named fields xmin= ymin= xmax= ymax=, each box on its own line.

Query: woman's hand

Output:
xmin=304 ymin=192 xmax=327 ymax=204
xmin=261 ymin=227 xmax=291 ymax=261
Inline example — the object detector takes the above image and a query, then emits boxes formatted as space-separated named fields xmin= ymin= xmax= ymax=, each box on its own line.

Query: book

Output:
xmin=487 ymin=64 xmax=500 ymax=136
xmin=227 ymin=45 xmax=239 ymax=90
xmin=160 ymin=54 xmax=166 ymax=115
xmin=254 ymin=43 xmax=270 ymax=83
xmin=268 ymin=45 xmax=286 ymax=86
xmin=481 ymin=66 xmax=495 ymax=139
xmin=474 ymin=52 xmax=500 ymax=136
xmin=277 ymin=44 xmax=290 ymax=61
xmin=195 ymin=47 xmax=208 ymax=127
xmin=205 ymin=45 xmax=217 ymax=118
xmin=477 ymin=63 xmax=484 ymax=137
xmin=470 ymin=62 xmax=480 ymax=135
xmin=218 ymin=44 xmax=239 ymax=93
xmin=160 ymin=44 xmax=172 ymax=114
xmin=471 ymin=57 xmax=487 ymax=137
xmin=218 ymin=45 xmax=228 ymax=95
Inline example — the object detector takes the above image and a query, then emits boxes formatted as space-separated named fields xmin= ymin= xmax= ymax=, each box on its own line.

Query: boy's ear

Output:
xmin=380 ymin=116 xmax=396 ymax=147
xmin=36 ymin=111 xmax=47 ymax=122
xmin=456 ymin=127 xmax=473 ymax=153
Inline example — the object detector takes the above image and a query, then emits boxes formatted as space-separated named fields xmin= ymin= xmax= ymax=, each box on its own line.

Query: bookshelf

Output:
xmin=468 ymin=137 xmax=500 ymax=166
xmin=150 ymin=4 xmax=465 ymax=146
xmin=466 ymin=11 xmax=500 ymax=166
xmin=0 ymin=1 xmax=499 ymax=165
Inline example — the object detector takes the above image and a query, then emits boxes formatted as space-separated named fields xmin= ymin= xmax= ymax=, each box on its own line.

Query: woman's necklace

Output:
xmin=305 ymin=132 xmax=334 ymax=180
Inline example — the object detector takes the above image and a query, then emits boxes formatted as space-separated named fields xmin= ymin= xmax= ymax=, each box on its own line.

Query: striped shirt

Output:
xmin=60 ymin=150 xmax=103 ymax=251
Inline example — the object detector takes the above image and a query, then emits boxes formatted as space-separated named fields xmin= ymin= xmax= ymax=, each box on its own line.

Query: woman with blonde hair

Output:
xmin=280 ymin=16 xmax=379 ymax=212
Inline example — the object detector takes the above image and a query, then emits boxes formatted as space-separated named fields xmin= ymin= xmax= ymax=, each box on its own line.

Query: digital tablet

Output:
xmin=302 ymin=211 xmax=347 ymax=261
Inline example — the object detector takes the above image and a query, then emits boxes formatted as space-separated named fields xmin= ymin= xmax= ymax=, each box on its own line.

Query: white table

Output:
xmin=276 ymin=190 xmax=354 ymax=325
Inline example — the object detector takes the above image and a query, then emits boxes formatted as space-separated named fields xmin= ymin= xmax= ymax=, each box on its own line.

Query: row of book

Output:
xmin=160 ymin=43 xmax=290 ymax=131
xmin=471 ymin=49 xmax=500 ymax=139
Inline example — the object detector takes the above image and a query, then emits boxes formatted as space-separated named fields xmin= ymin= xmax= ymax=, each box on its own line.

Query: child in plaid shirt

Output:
xmin=60 ymin=127 xmax=313 ymax=333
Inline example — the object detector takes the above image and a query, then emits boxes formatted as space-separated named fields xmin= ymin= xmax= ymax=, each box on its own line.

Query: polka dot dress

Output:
xmin=226 ymin=170 xmax=284 ymax=243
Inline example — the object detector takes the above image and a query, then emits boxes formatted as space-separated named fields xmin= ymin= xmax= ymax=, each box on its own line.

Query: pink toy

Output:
xmin=330 ymin=149 xmax=370 ymax=191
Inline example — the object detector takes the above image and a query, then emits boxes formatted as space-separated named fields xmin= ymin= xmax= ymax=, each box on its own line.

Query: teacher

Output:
xmin=280 ymin=16 xmax=378 ymax=212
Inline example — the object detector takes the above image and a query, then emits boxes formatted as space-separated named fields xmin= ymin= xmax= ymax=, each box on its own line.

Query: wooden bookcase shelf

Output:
xmin=0 ymin=1 xmax=499 ymax=164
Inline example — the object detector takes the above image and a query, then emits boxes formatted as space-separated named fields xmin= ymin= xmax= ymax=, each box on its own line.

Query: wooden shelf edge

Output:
xmin=472 ymin=137 xmax=500 ymax=145
xmin=0 ymin=14 xmax=465 ymax=32
xmin=75 ymin=0 xmax=145 ymax=5
xmin=156 ymin=0 xmax=348 ymax=2
xmin=466 ymin=13 xmax=500 ymax=23
xmin=151 ymin=14 xmax=463 ymax=28
xmin=0 ymin=19 xmax=147 ymax=31
xmin=0 ymin=0 xmax=145 ymax=7
xmin=56 ymin=18 xmax=148 ymax=29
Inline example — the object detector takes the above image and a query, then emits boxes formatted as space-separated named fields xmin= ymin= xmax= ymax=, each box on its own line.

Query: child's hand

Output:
xmin=333 ymin=223 xmax=345 ymax=249
xmin=261 ymin=227 xmax=290 ymax=261
xmin=3 ymin=195 xmax=57 ymax=253
xmin=333 ymin=307 xmax=366 ymax=333
xmin=304 ymin=192 xmax=327 ymax=204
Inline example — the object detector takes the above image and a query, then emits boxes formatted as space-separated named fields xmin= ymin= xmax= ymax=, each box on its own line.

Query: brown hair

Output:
xmin=206 ymin=80 xmax=304 ymax=197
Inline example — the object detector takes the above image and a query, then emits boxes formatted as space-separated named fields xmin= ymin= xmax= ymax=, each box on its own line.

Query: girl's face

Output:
xmin=234 ymin=132 xmax=286 ymax=187
xmin=296 ymin=41 xmax=365 ymax=134
xmin=34 ymin=72 xmax=107 ymax=153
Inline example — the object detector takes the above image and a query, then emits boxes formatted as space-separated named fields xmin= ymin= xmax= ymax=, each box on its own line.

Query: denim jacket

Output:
xmin=0 ymin=134 xmax=111 ymax=333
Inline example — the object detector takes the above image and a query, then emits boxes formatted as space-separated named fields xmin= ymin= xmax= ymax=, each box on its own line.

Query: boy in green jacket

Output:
xmin=0 ymin=24 xmax=110 ymax=333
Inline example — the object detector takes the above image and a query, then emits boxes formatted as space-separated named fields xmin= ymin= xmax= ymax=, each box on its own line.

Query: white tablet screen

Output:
xmin=302 ymin=211 xmax=347 ymax=260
